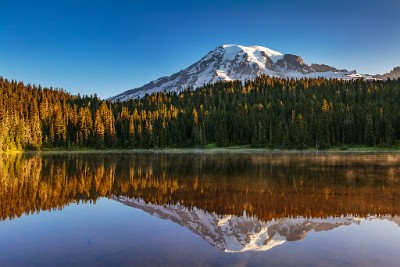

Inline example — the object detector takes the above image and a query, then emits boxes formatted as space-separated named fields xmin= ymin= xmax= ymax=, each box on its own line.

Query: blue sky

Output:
xmin=1 ymin=0 xmax=399 ymax=99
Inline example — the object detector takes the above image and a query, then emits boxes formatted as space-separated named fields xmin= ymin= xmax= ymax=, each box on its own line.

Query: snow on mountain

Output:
xmin=111 ymin=44 xmax=368 ymax=101
xmin=114 ymin=197 xmax=398 ymax=253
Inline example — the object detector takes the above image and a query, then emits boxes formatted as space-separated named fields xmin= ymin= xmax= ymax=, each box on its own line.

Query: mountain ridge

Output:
xmin=111 ymin=44 xmax=371 ymax=101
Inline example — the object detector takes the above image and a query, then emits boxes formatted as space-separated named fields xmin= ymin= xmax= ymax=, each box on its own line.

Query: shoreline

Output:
xmin=2 ymin=146 xmax=400 ymax=155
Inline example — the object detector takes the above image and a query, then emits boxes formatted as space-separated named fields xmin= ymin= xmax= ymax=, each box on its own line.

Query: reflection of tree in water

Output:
xmin=1 ymin=153 xmax=400 ymax=221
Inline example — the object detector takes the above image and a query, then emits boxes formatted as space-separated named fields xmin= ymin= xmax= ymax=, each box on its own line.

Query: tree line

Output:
xmin=1 ymin=75 xmax=400 ymax=151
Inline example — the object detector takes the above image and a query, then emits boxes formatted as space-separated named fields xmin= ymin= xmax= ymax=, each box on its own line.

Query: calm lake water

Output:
xmin=1 ymin=152 xmax=400 ymax=266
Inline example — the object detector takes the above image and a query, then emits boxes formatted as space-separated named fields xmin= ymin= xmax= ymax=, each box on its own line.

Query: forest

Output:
xmin=0 ymin=75 xmax=400 ymax=151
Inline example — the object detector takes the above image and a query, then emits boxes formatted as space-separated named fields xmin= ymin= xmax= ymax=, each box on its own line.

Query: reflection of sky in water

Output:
xmin=0 ymin=199 xmax=222 ymax=266
xmin=1 ymin=198 xmax=400 ymax=267
xmin=1 ymin=152 xmax=400 ymax=266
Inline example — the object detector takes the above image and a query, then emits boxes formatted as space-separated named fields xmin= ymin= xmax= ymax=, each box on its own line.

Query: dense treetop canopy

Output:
xmin=1 ymin=76 xmax=399 ymax=151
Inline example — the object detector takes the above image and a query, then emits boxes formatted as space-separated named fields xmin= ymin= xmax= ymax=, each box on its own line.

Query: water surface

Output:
xmin=1 ymin=152 xmax=400 ymax=266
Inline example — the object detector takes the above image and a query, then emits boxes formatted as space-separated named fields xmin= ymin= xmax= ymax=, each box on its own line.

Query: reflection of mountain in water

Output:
xmin=2 ymin=153 xmax=400 ymax=226
xmin=117 ymin=197 xmax=397 ymax=253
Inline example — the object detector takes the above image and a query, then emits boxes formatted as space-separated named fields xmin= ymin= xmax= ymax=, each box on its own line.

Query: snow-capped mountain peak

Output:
xmin=111 ymin=44 xmax=363 ymax=101
xmin=219 ymin=44 xmax=283 ymax=63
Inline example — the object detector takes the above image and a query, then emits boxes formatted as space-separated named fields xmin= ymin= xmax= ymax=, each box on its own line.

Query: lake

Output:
xmin=1 ymin=152 xmax=400 ymax=266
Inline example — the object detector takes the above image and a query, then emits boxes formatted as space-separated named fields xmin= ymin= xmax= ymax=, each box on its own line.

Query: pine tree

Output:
xmin=94 ymin=110 xmax=105 ymax=148
xmin=364 ymin=113 xmax=375 ymax=146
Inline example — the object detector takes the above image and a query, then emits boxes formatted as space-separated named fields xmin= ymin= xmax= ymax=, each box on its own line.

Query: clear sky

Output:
xmin=1 ymin=0 xmax=399 ymax=99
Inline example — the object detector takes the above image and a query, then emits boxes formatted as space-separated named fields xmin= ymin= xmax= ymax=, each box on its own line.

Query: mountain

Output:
xmin=375 ymin=67 xmax=400 ymax=80
xmin=115 ymin=197 xmax=400 ymax=253
xmin=111 ymin=44 xmax=367 ymax=101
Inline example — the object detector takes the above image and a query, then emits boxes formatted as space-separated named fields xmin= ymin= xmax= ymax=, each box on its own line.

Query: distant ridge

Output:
xmin=374 ymin=66 xmax=400 ymax=80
